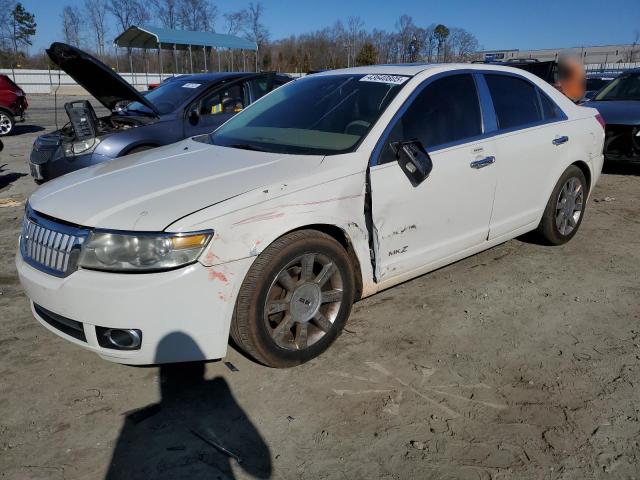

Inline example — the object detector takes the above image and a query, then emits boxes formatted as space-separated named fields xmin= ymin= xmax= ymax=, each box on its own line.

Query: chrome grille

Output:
xmin=20 ymin=209 xmax=89 ymax=277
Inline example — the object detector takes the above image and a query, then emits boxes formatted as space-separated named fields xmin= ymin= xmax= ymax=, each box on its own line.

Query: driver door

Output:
xmin=369 ymin=73 xmax=497 ymax=281
xmin=184 ymin=82 xmax=248 ymax=137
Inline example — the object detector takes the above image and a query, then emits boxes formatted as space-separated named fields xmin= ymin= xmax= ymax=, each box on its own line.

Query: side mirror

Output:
xmin=394 ymin=140 xmax=433 ymax=187
xmin=188 ymin=108 xmax=200 ymax=125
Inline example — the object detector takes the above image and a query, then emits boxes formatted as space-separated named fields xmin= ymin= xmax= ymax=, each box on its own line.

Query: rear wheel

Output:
xmin=231 ymin=230 xmax=355 ymax=368
xmin=537 ymin=165 xmax=588 ymax=245
xmin=0 ymin=111 xmax=14 ymax=136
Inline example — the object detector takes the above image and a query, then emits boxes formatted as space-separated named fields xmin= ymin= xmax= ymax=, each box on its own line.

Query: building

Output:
xmin=480 ymin=43 xmax=639 ymax=65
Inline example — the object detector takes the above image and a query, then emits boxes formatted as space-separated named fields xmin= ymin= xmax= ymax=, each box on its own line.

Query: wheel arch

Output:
xmin=571 ymin=160 xmax=592 ymax=194
xmin=119 ymin=142 xmax=160 ymax=157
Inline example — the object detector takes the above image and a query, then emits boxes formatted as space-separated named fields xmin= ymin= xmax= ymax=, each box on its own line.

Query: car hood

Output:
xmin=46 ymin=42 xmax=159 ymax=115
xmin=29 ymin=138 xmax=325 ymax=231
xmin=586 ymin=100 xmax=640 ymax=126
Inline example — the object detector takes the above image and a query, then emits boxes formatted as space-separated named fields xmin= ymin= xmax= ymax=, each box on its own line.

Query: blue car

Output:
xmin=29 ymin=43 xmax=291 ymax=182
xmin=585 ymin=68 xmax=640 ymax=163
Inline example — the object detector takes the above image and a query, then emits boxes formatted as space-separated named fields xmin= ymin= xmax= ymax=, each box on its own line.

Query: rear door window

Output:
xmin=485 ymin=74 xmax=543 ymax=130
xmin=379 ymin=73 xmax=482 ymax=164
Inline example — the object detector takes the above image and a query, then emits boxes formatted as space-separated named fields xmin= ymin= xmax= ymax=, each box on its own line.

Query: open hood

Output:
xmin=46 ymin=42 xmax=160 ymax=116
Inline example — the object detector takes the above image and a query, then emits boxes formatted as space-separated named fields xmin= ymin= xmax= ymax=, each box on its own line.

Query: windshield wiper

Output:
xmin=228 ymin=143 xmax=269 ymax=152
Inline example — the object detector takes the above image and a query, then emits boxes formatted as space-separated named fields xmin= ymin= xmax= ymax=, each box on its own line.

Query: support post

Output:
xmin=158 ymin=43 xmax=163 ymax=82
xmin=128 ymin=50 xmax=134 ymax=89
xmin=231 ymin=49 xmax=234 ymax=71
xmin=203 ymin=46 xmax=207 ymax=71
xmin=217 ymin=48 xmax=221 ymax=71
xmin=143 ymin=48 xmax=149 ymax=88
xmin=173 ymin=44 xmax=178 ymax=76
xmin=189 ymin=45 xmax=193 ymax=73
xmin=242 ymin=50 xmax=246 ymax=71
xmin=115 ymin=46 xmax=119 ymax=72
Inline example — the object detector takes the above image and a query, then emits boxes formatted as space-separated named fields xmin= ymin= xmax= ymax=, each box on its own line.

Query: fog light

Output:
xmin=96 ymin=327 xmax=142 ymax=350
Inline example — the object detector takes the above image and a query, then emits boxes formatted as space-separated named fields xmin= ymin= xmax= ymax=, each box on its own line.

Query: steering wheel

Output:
xmin=344 ymin=120 xmax=371 ymax=136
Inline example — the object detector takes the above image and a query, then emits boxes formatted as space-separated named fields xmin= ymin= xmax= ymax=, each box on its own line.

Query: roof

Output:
xmin=114 ymin=25 xmax=257 ymax=51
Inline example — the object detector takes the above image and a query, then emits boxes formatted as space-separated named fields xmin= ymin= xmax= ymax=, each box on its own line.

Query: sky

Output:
xmin=19 ymin=0 xmax=640 ymax=54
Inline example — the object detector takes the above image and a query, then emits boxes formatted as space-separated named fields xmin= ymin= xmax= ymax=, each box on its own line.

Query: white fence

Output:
xmin=0 ymin=68 xmax=164 ymax=94
xmin=0 ymin=68 xmax=305 ymax=94
xmin=3 ymin=62 xmax=637 ymax=95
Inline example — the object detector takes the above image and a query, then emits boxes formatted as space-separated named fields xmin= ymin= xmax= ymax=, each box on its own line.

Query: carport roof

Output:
xmin=114 ymin=25 xmax=257 ymax=51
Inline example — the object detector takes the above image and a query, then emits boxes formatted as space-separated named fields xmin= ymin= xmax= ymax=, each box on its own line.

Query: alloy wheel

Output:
xmin=0 ymin=114 xmax=12 ymax=135
xmin=555 ymin=176 xmax=584 ymax=236
xmin=263 ymin=252 xmax=344 ymax=351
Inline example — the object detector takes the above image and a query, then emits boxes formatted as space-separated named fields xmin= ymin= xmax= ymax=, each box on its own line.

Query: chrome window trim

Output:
xmin=370 ymin=68 xmax=569 ymax=167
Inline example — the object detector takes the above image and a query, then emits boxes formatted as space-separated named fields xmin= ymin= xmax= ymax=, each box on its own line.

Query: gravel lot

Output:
xmin=1 ymin=95 xmax=639 ymax=480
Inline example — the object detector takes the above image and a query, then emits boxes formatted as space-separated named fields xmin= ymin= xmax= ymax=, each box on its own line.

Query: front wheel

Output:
xmin=231 ymin=230 xmax=355 ymax=368
xmin=0 ymin=111 xmax=15 ymax=136
xmin=537 ymin=165 xmax=588 ymax=245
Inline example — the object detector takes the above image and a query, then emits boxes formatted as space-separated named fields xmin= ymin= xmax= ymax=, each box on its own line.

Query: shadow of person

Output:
xmin=105 ymin=332 xmax=272 ymax=480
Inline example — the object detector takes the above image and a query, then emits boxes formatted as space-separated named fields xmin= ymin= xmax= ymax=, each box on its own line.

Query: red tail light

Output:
xmin=595 ymin=113 xmax=606 ymax=130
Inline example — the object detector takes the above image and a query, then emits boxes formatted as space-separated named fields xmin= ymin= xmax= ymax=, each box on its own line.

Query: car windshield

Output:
xmin=126 ymin=78 xmax=207 ymax=115
xmin=593 ymin=73 xmax=640 ymax=101
xmin=210 ymin=73 xmax=409 ymax=155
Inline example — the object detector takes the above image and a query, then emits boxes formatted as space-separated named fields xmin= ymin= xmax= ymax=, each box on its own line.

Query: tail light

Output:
xmin=595 ymin=113 xmax=606 ymax=130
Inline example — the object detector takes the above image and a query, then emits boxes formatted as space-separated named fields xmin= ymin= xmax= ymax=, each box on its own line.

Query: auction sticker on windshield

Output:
xmin=360 ymin=74 xmax=409 ymax=85
xmin=182 ymin=83 xmax=202 ymax=88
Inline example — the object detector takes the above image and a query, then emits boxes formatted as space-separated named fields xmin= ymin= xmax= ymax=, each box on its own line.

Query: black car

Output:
xmin=583 ymin=73 xmax=616 ymax=100
xmin=586 ymin=68 xmax=640 ymax=163
xmin=30 ymin=43 xmax=292 ymax=182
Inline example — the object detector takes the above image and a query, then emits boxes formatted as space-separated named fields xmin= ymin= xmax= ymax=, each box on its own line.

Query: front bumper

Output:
xmin=16 ymin=253 xmax=254 ymax=364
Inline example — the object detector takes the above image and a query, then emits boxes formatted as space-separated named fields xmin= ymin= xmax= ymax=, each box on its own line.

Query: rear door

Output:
xmin=483 ymin=73 xmax=570 ymax=239
xmin=369 ymin=73 xmax=498 ymax=281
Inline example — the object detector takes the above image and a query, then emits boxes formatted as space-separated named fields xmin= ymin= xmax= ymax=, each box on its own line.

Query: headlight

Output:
xmin=78 ymin=230 xmax=213 ymax=272
xmin=63 ymin=137 xmax=100 ymax=156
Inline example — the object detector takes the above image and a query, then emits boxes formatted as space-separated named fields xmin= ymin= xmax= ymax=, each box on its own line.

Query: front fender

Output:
xmin=167 ymin=171 xmax=377 ymax=297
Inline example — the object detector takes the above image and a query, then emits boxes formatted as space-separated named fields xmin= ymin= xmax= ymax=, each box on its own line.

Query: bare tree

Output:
xmin=395 ymin=14 xmax=416 ymax=62
xmin=224 ymin=10 xmax=248 ymax=35
xmin=246 ymin=2 xmax=269 ymax=71
xmin=179 ymin=0 xmax=216 ymax=31
xmin=108 ymin=0 xmax=147 ymax=33
xmin=448 ymin=28 xmax=479 ymax=61
xmin=61 ymin=5 xmax=82 ymax=47
xmin=84 ymin=0 xmax=108 ymax=57
xmin=152 ymin=0 xmax=180 ymax=29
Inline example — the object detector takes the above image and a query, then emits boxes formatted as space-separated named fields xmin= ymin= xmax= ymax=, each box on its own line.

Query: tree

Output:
xmin=108 ymin=0 xmax=146 ymax=33
xmin=224 ymin=10 xmax=248 ymax=35
xmin=9 ymin=2 xmax=36 ymax=59
xmin=246 ymin=2 xmax=269 ymax=71
xmin=434 ymin=24 xmax=449 ymax=61
xmin=179 ymin=0 xmax=216 ymax=31
xmin=61 ymin=5 xmax=82 ymax=47
xmin=84 ymin=0 xmax=108 ymax=57
xmin=355 ymin=42 xmax=378 ymax=66
xmin=152 ymin=0 xmax=180 ymax=29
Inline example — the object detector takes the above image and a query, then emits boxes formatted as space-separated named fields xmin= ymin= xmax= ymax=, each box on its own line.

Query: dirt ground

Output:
xmin=1 ymin=95 xmax=639 ymax=480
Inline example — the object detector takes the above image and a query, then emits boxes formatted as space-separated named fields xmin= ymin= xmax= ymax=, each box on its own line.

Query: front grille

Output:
xmin=34 ymin=304 xmax=86 ymax=342
xmin=20 ymin=208 xmax=89 ymax=277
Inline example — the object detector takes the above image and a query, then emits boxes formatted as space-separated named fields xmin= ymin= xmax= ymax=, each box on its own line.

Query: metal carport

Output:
xmin=114 ymin=25 xmax=258 ymax=80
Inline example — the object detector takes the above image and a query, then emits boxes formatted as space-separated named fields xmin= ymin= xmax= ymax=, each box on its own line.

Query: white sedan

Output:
xmin=17 ymin=64 xmax=605 ymax=367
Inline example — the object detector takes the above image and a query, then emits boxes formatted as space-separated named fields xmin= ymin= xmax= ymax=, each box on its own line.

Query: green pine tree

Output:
xmin=355 ymin=42 xmax=378 ymax=66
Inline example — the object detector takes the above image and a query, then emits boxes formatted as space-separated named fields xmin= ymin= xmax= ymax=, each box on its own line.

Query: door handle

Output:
xmin=470 ymin=156 xmax=495 ymax=169
xmin=552 ymin=136 xmax=569 ymax=146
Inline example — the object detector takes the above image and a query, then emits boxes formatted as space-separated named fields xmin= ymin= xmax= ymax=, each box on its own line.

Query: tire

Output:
xmin=537 ymin=165 xmax=588 ymax=245
xmin=0 ymin=111 xmax=15 ymax=136
xmin=231 ymin=230 xmax=356 ymax=368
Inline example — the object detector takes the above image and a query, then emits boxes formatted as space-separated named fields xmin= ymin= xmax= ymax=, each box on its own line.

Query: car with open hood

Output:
xmin=29 ymin=42 xmax=291 ymax=182
xmin=584 ymin=68 xmax=640 ymax=163
xmin=17 ymin=64 xmax=604 ymax=367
